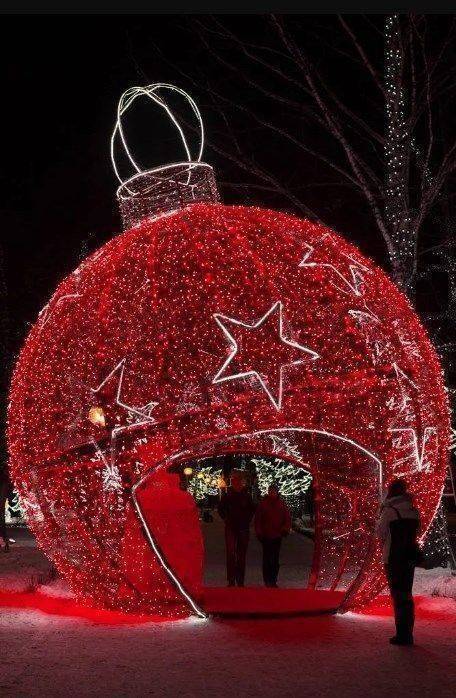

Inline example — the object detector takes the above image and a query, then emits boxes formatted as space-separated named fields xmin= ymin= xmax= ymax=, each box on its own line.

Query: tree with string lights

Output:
xmin=183 ymin=14 xmax=456 ymax=301
xmin=251 ymin=456 xmax=312 ymax=515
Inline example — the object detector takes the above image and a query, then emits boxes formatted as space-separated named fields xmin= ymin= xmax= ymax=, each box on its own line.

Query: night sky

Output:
xmin=1 ymin=14 xmax=451 ymax=366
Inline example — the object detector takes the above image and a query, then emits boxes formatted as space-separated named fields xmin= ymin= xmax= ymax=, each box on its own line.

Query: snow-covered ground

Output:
xmin=0 ymin=527 xmax=55 ymax=592
xmin=1 ymin=592 xmax=456 ymax=698
xmin=413 ymin=565 xmax=456 ymax=598
xmin=1 ymin=524 xmax=456 ymax=697
xmin=202 ymin=514 xmax=315 ymax=587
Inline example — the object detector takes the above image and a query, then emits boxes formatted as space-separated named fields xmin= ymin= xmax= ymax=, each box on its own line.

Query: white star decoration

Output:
xmin=387 ymin=363 xmax=418 ymax=426
xmin=385 ymin=363 xmax=438 ymax=476
xmin=80 ymin=361 xmax=159 ymax=497
xmin=391 ymin=427 xmax=438 ymax=477
xmin=91 ymin=439 xmax=123 ymax=494
xmin=90 ymin=359 xmax=159 ymax=423
xmin=297 ymin=230 xmax=439 ymax=479
xmin=212 ymin=300 xmax=319 ymax=410
xmin=39 ymin=293 xmax=82 ymax=332
xmin=299 ymin=234 xmax=370 ymax=297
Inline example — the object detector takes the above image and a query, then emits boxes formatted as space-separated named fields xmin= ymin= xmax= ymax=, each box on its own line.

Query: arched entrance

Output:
xmin=133 ymin=429 xmax=383 ymax=617
xmin=177 ymin=453 xmax=317 ymax=615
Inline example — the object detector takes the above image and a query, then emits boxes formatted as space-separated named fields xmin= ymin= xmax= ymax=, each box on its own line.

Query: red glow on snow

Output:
xmin=362 ymin=595 xmax=456 ymax=622
xmin=0 ymin=590 xmax=174 ymax=625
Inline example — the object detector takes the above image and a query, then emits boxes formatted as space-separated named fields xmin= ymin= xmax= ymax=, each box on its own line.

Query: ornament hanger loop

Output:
xmin=111 ymin=83 xmax=205 ymax=185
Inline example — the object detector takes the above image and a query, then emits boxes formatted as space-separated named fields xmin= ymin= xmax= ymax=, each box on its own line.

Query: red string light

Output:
xmin=7 ymin=203 xmax=451 ymax=617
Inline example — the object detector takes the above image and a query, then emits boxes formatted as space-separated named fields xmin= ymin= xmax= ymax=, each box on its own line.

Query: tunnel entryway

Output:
xmin=168 ymin=453 xmax=342 ymax=617
xmin=134 ymin=428 xmax=382 ymax=617
xmin=176 ymin=454 xmax=315 ymax=582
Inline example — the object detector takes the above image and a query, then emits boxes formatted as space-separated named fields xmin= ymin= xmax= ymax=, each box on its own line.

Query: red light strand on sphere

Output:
xmin=8 ymin=202 xmax=451 ymax=618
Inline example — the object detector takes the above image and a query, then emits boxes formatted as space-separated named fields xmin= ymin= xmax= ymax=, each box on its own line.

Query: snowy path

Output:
xmin=1 ymin=600 xmax=456 ymax=697
xmin=1 ymin=525 xmax=456 ymax=696
xmin=202 ymin=514 xmax=314 ymax=587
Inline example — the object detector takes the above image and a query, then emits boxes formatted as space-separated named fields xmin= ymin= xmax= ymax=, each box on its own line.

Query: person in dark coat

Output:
xmin=255 ymin=484 xmax=292 ymax=587
xmin=376 ymin=478 xmax=421 ymax=646
xmin=217 ymin=470 xmax=255 ymax=587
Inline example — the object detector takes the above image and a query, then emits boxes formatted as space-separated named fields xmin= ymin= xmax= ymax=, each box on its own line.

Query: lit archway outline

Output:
xmin=132 ymin=427 xmax=384 ymax=618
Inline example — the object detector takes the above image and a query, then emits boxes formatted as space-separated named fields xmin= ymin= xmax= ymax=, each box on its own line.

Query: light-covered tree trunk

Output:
xmin=384 ymin=14 xmax=416 ymax=296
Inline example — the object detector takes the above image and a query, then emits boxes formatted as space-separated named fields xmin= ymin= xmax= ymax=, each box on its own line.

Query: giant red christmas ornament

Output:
xmin=8 ymin=85 xmax=451 ymax=619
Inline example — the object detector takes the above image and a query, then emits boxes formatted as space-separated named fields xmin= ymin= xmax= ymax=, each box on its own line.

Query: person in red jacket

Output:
xmin=255 ymin=484 xmax=292 ymax=587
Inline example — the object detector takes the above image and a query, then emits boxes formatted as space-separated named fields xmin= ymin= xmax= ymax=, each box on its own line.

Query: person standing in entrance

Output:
xmin=376 ymin=479 xmax=421 ymax=646
xmin=255 ymin=484 xmax=292 ymax=587
xmin=218 ymin=471 xmax=255 ymax=587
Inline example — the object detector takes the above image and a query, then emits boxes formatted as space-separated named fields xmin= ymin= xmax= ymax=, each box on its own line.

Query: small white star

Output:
xmin=299 ymin=233 xmax=370 ymax=297
xmin=91 ymin=359 xmax=159 ymax=423
xmin=38 ymin=293 xmax=82 ymax=332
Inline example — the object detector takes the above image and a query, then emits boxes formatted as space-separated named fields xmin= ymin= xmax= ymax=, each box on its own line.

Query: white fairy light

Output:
xmin=187 ymin=466 xmax=222 ymax=501
xmin=110 ymin=83 xmax=204 ymax=187
xmin=269 ymin=433 xmax=302 ymax=461
xmin=251 ymin=456 xmax=312 ymax=498
xmin=4 ymin=489 xmax=26 ymax=524
xmin=384 ymin=15 xmax=414 ymax=280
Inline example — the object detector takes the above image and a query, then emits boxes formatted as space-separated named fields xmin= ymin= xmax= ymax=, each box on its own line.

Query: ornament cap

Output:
xmin=111 ymin=83 xmax=219 ymax=229
xmin=117 ymin=161 xmax=220 ymax=230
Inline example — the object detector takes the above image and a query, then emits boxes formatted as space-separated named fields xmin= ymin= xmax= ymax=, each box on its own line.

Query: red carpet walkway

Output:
xmin=202 ymin=587 xmax=344 ymax=617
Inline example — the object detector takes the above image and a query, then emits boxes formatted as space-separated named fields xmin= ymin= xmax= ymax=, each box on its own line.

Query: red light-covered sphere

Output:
xmin=8 ymin=200 xmax=450 ymax=617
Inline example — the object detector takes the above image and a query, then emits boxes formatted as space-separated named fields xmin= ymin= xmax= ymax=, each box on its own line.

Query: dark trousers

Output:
xmin=385 ymin=562 xmax=415 ymax=640
xmin=262 ymin=538 xmax=282 ymax=586
xmin=225 ymin=527 xmax=249 ymax=586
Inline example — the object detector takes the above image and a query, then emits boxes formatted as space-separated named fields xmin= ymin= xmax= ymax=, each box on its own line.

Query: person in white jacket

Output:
xmin=376 ymin=479 xmax=420 ymax=646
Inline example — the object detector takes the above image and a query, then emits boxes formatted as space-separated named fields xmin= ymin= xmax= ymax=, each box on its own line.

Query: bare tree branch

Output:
xmin=338 ymin=15 xmax=385 ymax=95
xmin=271 ymin=14 xmax=388 ymax=239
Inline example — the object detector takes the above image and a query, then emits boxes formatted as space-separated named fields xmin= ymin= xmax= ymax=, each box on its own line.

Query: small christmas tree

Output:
xmin=5 ymin=489 xmax=26 ymax=524
xmin=251 ymin=456 xmax=312 ymax=501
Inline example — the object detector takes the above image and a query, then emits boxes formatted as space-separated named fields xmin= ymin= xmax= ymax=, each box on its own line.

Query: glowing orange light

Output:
xmin=88 ymin=406 xmax=106 ymax=428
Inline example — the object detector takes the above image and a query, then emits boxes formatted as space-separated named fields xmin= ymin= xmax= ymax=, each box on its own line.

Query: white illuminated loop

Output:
xmin=110 ymin=83 xmax=205 ymax=194
xmin=212 ymin=301 xmax=320 ymax=411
